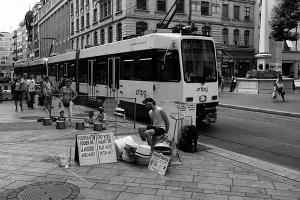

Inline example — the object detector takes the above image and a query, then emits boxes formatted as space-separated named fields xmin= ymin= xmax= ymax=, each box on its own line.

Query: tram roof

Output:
xmin=48 ymin=51 xmax=77 ymax=64
xmin=79 ymin=33 xmax=213 ymax=59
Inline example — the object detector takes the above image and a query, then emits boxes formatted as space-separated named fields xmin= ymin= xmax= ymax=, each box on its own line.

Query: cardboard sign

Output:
xmin=76 ymin=134 xmax=98 ymax=166
xmin=75 ymin=132 xmax=117 ymax=166
xmin=148 ymin=151 xmax=170 ymax=175
xmin=95 ymin=132 xmax=117 ymax=164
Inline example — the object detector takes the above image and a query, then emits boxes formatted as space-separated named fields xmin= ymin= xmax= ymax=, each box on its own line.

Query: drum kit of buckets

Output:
xmin=41 ymin=117 xmax=105 ymax=131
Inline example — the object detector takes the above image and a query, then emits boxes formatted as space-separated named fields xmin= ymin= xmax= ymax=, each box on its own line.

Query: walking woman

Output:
xmin=276 ymin=74 xmax=285 ymax=102
xmin=12 ymin=76 xmax=24 ymax=111
xmin=59 ymin=79 xmax=78 ymax=125
xmin=43 ymin=76 xmax=54 ymax=117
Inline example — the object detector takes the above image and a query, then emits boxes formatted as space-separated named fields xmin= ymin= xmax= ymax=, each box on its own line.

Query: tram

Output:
xmin=14 ymin=33 xmax=219 ymax=125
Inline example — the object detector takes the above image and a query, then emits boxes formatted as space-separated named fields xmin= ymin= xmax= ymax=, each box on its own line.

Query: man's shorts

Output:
xmin=146 ymin=125 xmax=165 ymax=136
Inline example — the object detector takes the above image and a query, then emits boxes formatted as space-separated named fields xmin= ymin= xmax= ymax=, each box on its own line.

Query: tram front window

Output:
xmin=181 ymin=39 xmax=217 ymax=83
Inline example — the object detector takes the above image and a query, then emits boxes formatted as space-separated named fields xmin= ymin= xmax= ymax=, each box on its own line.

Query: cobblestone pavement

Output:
xmin=0 ymin=100 xmax=300 ymax=200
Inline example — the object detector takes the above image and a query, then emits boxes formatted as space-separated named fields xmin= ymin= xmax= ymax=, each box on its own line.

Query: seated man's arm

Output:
xmin=161 ymin=109 xmax=170 ymax=133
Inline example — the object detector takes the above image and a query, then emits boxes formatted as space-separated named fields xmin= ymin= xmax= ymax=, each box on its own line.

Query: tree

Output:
xmin=270 ymin=0 xmax=300 ymax=41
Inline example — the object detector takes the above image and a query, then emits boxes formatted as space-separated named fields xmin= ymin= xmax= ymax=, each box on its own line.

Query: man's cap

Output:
xmin=142 ymin=98 xmax=155 ymax=104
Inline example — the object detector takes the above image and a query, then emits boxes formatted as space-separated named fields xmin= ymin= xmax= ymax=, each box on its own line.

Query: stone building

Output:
xmin=0 ymin=32 xmax=14 ymax=72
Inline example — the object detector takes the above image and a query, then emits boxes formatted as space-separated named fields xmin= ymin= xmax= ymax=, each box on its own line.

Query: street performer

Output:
xmin=138 ymin=98 xmax=170 ymax=148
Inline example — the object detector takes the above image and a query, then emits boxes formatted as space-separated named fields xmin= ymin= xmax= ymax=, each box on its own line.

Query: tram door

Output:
xmin=108 ymin=57 xmax=120 ymax=97
xmin=88 ymin=59 xmax=96 ymax=98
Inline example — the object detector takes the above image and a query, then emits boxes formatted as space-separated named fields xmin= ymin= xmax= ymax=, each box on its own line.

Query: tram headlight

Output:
xmin=199 ymin=95 xmax=207 ymax=102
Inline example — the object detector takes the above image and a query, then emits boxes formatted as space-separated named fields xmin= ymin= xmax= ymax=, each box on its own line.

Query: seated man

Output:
xmin=84 ymin=111 xmax=95 ymax=128
xmin=138 ymin=98 xmax=170 ymax=147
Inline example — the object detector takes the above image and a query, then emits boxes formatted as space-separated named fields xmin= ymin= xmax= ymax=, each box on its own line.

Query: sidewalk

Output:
xmin=0 ymin=101 xmax=300 ymax=199
xmin=219 ymin=89 xmax=300 ymax=118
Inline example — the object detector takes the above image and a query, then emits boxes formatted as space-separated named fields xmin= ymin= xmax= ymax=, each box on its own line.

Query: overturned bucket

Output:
xmin=75 ymin=122 xmax=85 ymax=130
xmin=43 ymin=118 xmax=52 ymax=126
xmin=56 ymin=121 xmax=66 ymax=129
xmin=94 ymin=123 xmax=103 ymax=131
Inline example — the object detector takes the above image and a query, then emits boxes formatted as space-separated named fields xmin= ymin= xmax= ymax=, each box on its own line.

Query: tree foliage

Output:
xmin=270 ymin=0 xmax=300 ymax=41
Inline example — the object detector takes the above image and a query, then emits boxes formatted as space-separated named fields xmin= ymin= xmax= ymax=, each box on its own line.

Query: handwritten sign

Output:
xmin=75 ymin=132 xmax=116 ymax=166
xmin=96 ymin=132 xmax=117 ymax=164
xmin=148 ymin=151 xmax=170 ymax=176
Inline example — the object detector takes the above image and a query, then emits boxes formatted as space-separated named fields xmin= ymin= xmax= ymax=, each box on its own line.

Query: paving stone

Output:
xmin=0 ymin=179 xmax=16 ymax=189
xmin=79 ymin=188 xmax=120 ymax=200
xmin=197 ymin=183 xmax=231 ymax=191
xmin=109 ymin=180 xmax=125 ymax=185
xmin=230 ymin=186 xmax=267 ymax=194
xmin=66 ymin=179 xmax=96 ymax=188
xmin=121 ymin=170 xmax=158 ymax=179
xmin=125 ymin=186 xmax=157 ymax=195
xmin=156 ymin=189 xmax=192 ymax=198
xmin=4 ymin=180 xmax=34 ymax=190
xmin=116 ymin=192 xmax=163 ymax=200
xmin=93 ymin=183 xmax=127 ymax=191
xmin=228 ymin=174 xmax=259 ymax=180
xmin=141 ymin=184 xmax=166 ymax=189
xmin=165 ymin=180 xmax=197 ymax=188
xmin=270 ymin=195 xmax=298 ymax=200
xmin=135 ymin=178 xmax=165 ymax=185
xmin=192 ymin=192 xmax=229 ymax=200
xmin=245 ymin=192 xmax=272 ymax=199
xmin=106 ymin=175 xmax=136 ymax=183
xmin=194 ymin=176 xmax=232 ymax=185
xmin=266 ymin=188 xmax=300 ymax=198
xmin=198 ymin=171 xmax=229 ymax=178
xmin=124 ymin=182 xmax=140 ymax=187
xmin=233 ymin=179 xmax=275 ymax=189
xmin=272 ymin=182 xmax=300 ymax=191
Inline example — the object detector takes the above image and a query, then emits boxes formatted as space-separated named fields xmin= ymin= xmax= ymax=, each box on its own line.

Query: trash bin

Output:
xmin=2 ymin=90 xmax=12 ymax=100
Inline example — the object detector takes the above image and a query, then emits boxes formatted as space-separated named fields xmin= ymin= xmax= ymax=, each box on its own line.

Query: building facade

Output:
xmin=38 ymin=0 xmax=71 ymax=58
xmin=0 ymin=32 xmax=14 ymax=72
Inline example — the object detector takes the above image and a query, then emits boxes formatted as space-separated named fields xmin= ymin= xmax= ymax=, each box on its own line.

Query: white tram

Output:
xmin=14 ymin=33 xmax=219 ymax=125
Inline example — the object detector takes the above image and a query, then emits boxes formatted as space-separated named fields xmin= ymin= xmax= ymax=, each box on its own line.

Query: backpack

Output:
xmin=178 ymin=125 xmax=198 ymax=153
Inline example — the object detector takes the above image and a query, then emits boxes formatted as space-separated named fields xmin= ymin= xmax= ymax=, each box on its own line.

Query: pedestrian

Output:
xmin=43 ymin=76 xmax=54 ymax=117
xmin=276 ymin=73 xmax=285 ymax=102
xmin=38 ymin=75 xmax=45 ymax=106
xmin=21 ymin=73 xmax=29 ymax=107
xmin=0 ymin=88 xmax=3 ymax=102
xmin=58 ymin=75 xmax=67 ymax=90
xmin=59 ymin=79 xmax=78 ymax=126
xmin=27 ymin=74 xmax=36 ymax=108
xmin=84 ymin=111 xmax=95 ymax=128
xmin=11 ymin=76 xmax=24 ymax=111
xmin=230 ymin=74 xmax=237 ymax=92
xmin=57 ymin=110 xmax=66 ymax=121
xmin=138 ymin=98 xmax=170 ymax=148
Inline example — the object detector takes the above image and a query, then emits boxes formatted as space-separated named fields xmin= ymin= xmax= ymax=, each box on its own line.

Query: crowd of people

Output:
xmin=10 ymin=73 xmax=78 ymax=125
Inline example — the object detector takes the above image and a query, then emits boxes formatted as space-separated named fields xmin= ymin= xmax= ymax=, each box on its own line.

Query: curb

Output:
xmin=218 ymin=103 xmax=300 ymax=118
xmin=200 ymin=142 xmax=300 ymax=183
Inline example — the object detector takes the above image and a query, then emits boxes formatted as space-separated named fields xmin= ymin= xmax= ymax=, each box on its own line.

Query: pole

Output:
xmin=188 ymin=0 xmax=192 ymax=25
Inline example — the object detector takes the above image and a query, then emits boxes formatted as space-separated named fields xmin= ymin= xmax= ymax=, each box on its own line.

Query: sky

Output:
xmin=0 ymin=0 xmax=39 ymax=32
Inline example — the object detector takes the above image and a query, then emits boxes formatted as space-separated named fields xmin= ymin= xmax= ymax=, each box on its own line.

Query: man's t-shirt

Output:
xmin=149 ymin=106 xmax=165 ymax=129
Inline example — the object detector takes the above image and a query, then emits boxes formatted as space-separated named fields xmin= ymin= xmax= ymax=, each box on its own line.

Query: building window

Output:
xmin=116 ymin=23 xmax=122 ymax=41
xmin=202 ymin=25 xmax=211 ymax=36
xmin=76 ymin=37 xmax=79 ymax=49
xmin=222 ymin=28 xmax=228 ymax=44
xmin=108 ymin=26 xmax=113 ymax=43
xmin=76 ymin=0 xmax=79 ymax=12
xmin=136 ymin=21 xmax=147 ymax=36
xmin=94 ymin=31 xmax=98 ymax=46
xmin=86 ymin=12 xmax=90 ymax=26
xmin=71 ymin=3 xmax=74 ymax=15
xmin=244 ymin=30 xmax=249 ymax=46
xmin=201 ymin=1 xmax=209 ymax=16
xmin=71 ymin=21 xmax=74 ymax=34
xmin=93 ymin=8 xmax=97 ymax=23
xmin=234 ymin=6 xmax=240 ymax=20
xmin=100 ymin=29 xmax=105 ymax=44
xmin=76 ymin=19 xmax=79 ymax=31
xmin=86 ymin=34 xmax=90 ymax=46
xmin=71 ymin=39 xmax=74 ymax=50
xmin=136 ymin=0 xmax=147 ymax=10
xmin=81 ymin=36 xmax=84 ymax=49
xmin=80 ymin=0 xmax=84 ymax=9
xmin=234 ymin=29 xmax=239 ymax=45
xmin=157 ymin=0 xmax=166 ymax=12
xmin=116 ymin=0 xmax=121 ymax=11
xmin=177 ymin=0 xmax=184 ymax=13
xmin=100 ymin=0 xmax=111 ymax=19
xmin=81 ymin=16 xmax=84 ymax=29
xmin=245 ymin=7 xmax=250 ymax=21
xmin=222 ymin=4 xmax=228 ymax=19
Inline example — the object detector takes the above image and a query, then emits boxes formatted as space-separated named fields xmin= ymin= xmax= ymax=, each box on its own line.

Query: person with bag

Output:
xmin=276 ymin=73 xmax=285 ymax=102
xmin=178 ymin=125 xmax=198 ymax=153
xmin=59 ymin=79 xmax=78 ymax=125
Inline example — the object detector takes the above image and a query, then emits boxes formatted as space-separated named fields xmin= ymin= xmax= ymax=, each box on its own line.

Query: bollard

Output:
xmin=93 ymin=123 xmax=103 ymax=131
xmin=75 ymin=122 xmax=85 ymax=130
xmin=43 ymin=118 xmax=52 ymax=126
xmin=56 ymin=121 xmax=66 ymax=129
